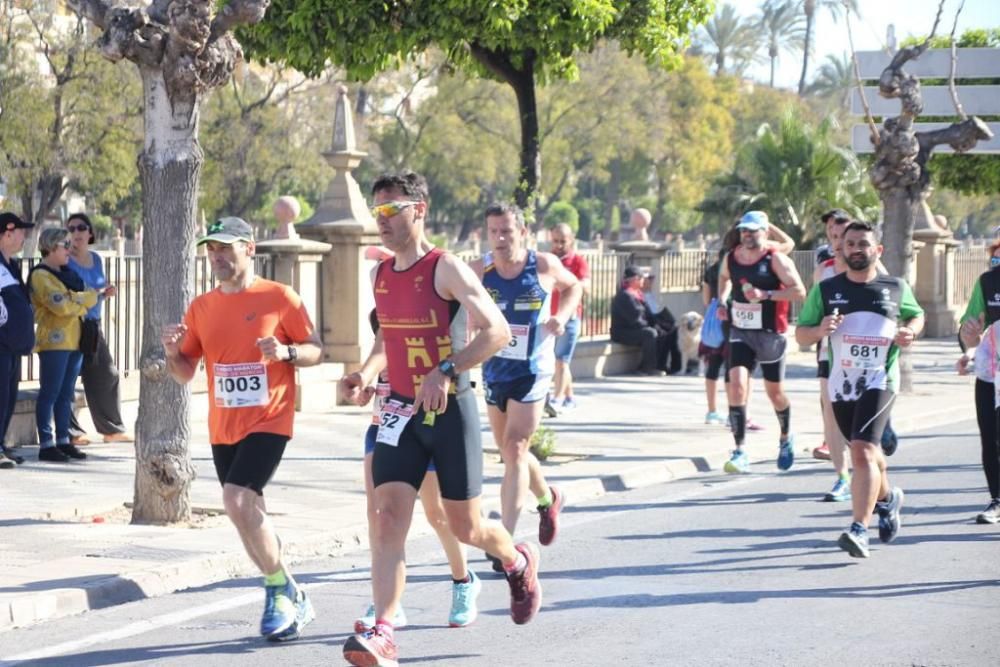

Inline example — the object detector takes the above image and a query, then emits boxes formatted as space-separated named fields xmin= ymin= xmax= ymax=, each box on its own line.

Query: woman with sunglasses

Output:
xmin=65 ymin=213 xmax=131 ymax=445
xmin=28 ymin=228 xmax=106 ymax=462
xmin=957 ymin=238 xmax=1000 ymax=524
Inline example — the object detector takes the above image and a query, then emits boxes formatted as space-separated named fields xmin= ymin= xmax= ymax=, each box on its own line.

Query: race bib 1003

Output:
xmin=213 ymin=362 xmax=268 ymax=408
xmin=497 ymin=323 xmax=530 ymax=360
xmin=838 ymin=334 xmax=890 ymax=370
xmin=376 ymin=399 xmax=414 ymax=447
xmin=731 ymin=302 xmax=763 ymax=330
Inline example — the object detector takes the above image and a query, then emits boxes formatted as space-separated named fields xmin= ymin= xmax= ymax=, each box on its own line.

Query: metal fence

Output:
xmin=19 ymin=254 xmax=273 ymax=383
xmin=954 ymin=246 xmax=986 ymax=307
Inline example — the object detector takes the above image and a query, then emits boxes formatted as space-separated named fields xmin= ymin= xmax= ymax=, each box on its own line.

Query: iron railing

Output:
xmin=19 ymin=254 xmax=273 ymax=383
xmin=954 ymin=246 xmax=986 ymax=308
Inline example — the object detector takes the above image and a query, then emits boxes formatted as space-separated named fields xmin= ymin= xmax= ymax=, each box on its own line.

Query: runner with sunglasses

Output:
xmin=339 ymin=172 xmax=542 ymax=667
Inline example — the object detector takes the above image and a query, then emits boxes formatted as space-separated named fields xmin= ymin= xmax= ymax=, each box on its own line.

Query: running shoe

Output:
xmin=538 ymin=486 xmax=564 ymax=546
xmin=561 ymin=397 xmax=578 ymax=410
xmin=746 ymin=419 xmax=765 ymax=432
xmin=812 ymin=442 xmax=831 ymax=460
xmin=823 ymin=477 xmax=851 ymax=502
xmin=354 ymin=604 xmax=408 ymax=634
xmin=260 ymin=582 xmax=301 ymax=640
xmin=976 ymin=499 xmax=1000 ymax=525
xmin=507 ymin=543 xmax=542 ymax=625
xmin=704 ymin=411 xmax=725 ymax=425
xmin=723 ymin=449 xmax=750 ymax=474
xmin=777 ymin=436 xmax=795 ymax=471
xmin=1 ymin=446 xmax=24 ymax=465
xmin=543 ymin=394 xmax=559 ymax=418
xmin=448 ymin=571 xmax=482 ymax=627
xmin=880 ymin=423 xmax=899 ymax=456
xmin=838 ymin=521 xmax=870 ymax=558
xmin=343 ymin=624 xmax=398 ymax=667
xmin=876 ymin=487 xmax=904 ymax=543
xmin=268 ymin=587 xmax=314 ymax=643
xmin=0 ymin=452 xmax=14 ymax=469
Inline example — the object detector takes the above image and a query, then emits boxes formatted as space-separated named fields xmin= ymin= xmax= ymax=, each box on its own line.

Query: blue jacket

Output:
xmin=0 ymin=255 xmax=35 ymax=355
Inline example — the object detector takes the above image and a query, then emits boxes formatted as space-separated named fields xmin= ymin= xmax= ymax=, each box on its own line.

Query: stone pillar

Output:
xmin=611 ymin=240 xmax=671 ymax=290
xmin=297 ymin=85 xmax=380 ymax=367
xmin=912 ymin=201 xmax=961 ymax=337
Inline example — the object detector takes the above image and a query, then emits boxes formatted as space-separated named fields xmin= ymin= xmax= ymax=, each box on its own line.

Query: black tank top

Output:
xmin=979 ymin=268 xmax=1000 ymax=328
xmin=727 ymin=250 xmax=789 ymax=333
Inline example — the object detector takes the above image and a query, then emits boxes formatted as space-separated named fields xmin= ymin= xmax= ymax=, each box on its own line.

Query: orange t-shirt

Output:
xmin=180 ymin=278 xmax=315 ymax=445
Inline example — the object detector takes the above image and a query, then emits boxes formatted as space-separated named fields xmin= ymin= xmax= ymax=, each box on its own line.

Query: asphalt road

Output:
xmin=1 ymin=419 xmax=997 ymax=667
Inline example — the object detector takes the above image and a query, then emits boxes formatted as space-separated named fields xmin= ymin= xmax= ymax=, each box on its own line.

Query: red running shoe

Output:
xmin=812 ymin=442 xmax=831 ymax=460
xmin=538 ymin=486 xmax=564 ymax=546
xmin=507 ymin=543 xmax=542 ymax=625
xmin=343 ymin=624 xmax=398 ymax=667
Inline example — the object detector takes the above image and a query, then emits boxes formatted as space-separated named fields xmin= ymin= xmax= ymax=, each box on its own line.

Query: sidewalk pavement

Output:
xmin=0 ymin=336 xmax=974 ymax=632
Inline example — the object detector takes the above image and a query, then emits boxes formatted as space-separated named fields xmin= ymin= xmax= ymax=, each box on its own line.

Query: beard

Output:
xmin=742 ymin=237 xmax=761 ymax=250
xmin=846 ymin=253 xmax=873 ymax=271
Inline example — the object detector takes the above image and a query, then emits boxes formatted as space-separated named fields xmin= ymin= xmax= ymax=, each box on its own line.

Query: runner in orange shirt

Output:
xmin=161 ymin=217 xmax=323 ymax=643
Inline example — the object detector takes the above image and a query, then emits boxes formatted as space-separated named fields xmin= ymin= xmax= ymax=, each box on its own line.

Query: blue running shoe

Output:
xmin=724 ymin=449 xmax=749 ymax=474
xmin=823 ymin=477 xmax=852 ymax=502
xmin=838 ymin=521 xmax=869 ymax=558
xmin=354 ymin=603 xmax=408 ymax=634
xmin=562 ymin=397 xmax=578 ymax=410
xmin=777 ymin=436 xmax=795 ymax=471
xmin=260 ymin=582 xmax=298 ymax=639
xmin=876 ymin=487 xmax=904 ymax=543
xmin=268 ymin=587 xmax=315 ymax=643
xmin=449 ymin=570 xmax=482 ymax=627
xmin=705 ymin=411 xmax=725 ymax=425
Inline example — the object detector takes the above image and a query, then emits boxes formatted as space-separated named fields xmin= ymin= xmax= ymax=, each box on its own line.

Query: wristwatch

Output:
xmin=765 ymin=290 xmax=773 ymax=300
xmin=438 ymin=358 xmax=458 ymax=380
xmin=285 ymin=345 xmax=298 ymax=363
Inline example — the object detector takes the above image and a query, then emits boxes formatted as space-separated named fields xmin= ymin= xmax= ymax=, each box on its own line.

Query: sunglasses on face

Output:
xmin=370 ymin=201 xmax=420 ymax=219
xmin=68 ymin=224 xmax=89 ymax=233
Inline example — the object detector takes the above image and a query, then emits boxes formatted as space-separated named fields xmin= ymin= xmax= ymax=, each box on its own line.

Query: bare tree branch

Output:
xmin=65 ymin=0 xmax=113 ymax=32
xmin=844 ymin=2 xmax=879 ymax=146
xmin=947 ymin=0 xmax=968 ymax=120
xmin=209 ymin=0 xmax=271 ymax=43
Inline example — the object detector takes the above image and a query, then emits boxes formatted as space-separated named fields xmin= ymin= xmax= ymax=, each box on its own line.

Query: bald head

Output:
xmin=550 ymin=223 xmax=576 ymax=257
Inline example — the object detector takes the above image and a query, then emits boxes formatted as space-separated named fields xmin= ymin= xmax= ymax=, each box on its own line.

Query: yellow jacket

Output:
xmin=29 ymin=268 xmax=98 ymax=352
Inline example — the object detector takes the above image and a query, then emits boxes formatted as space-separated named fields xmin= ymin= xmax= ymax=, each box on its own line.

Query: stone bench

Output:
xmin=569 ymin=339 xmax=642 ymax=379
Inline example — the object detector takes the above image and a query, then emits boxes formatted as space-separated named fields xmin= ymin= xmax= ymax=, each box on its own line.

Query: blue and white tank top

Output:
xmin=482 ymin=250 xmax=555 ymax=382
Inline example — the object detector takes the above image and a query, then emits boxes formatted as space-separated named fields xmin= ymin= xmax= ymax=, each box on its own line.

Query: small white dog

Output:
xmin=678 ymin=311 xmax=704 ymax=374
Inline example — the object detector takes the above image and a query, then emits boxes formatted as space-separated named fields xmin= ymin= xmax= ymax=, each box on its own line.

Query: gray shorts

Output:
xmin=728 ymin=329 xmax=787 ymax=382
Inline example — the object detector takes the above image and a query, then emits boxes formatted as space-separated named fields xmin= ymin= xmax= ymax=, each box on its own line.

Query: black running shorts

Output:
xmin=372 ymin=389 xmax=482 ymax=501
xmin=211 ymin=432 xmax=288 ymax=496
xmin=833 ymin=389 xmax=895 ymax=446
xmin=728 ymin=330 xmax=787 ymax=383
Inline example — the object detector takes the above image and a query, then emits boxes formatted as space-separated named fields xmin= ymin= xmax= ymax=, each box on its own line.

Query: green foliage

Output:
xmin=198 ymin=72 xmax=333 ymax=224
xmin=695 ymin=3 xmax=762 ymax=76
xmin=545 ymin=201 xmax=580 ymax=232
xmin=734 ymin=111 xmax=878 ymax=245
xmin=529 ymin=424 xmax=557 ymax=461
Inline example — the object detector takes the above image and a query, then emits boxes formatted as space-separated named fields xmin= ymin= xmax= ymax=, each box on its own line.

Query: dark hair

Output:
xmin=843 ymin=220 xmax=880 ymax=242
xmin=368 ymin=308 xmax=380 ymax=335
xmin=67 ymin=212 xmax=96 ymax=244
xmin=821 ymin=209 xmax=850 ymax=225
xmin=484 ymin=202 xmax=525 ymax=228
xmin=722 ymin=225 xmax=741 ymax=251
xmin=371 ymin=171 xmax=429 ymax=203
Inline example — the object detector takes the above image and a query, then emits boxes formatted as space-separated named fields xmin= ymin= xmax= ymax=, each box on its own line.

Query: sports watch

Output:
xmin=285 ymin=345 xmax=298 ymax=363
xmin=438 ymin=358 xmax=458 ymax=380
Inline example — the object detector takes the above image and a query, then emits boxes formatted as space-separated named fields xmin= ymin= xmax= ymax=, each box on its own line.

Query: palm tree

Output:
xmin=806 ymin=53 xmax=854 ymax=110
xmin=797 ymin=0 xmax=859 ymax=96
xmin=736 ymin=111 xmax=878 ymax=245
xmin=757 ymin=0 xmax=806 ymax=88
xmin=697 ymin=4 xmax=761 ymax=77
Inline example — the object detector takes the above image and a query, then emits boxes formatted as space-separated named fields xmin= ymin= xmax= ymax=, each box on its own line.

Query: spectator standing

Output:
xmin=548 ymin=223 xmax=590 ymax=411
xmin=29 ymin=228 xmax=105 ymax=463
xmin=65 ymin=213 xmax=132 ymax=445
xmin=0 ymin=212 xmax=36 ymax=468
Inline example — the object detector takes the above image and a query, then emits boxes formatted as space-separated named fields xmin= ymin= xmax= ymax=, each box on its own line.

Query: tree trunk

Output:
xmin=510 ymin=62 xmax=540 ymax=215
xmin=132 ymin=66 xmax=200 ymax=524
xmin=602 ymin=159 xmax=621 ymax=238
xmin=797 ymin=8 xmax=814 ymax=96
xmin=879 ymin=186 xmax=918 ymax=393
